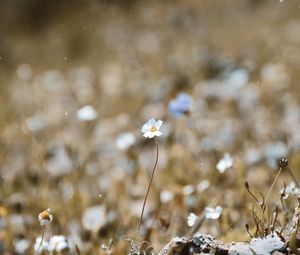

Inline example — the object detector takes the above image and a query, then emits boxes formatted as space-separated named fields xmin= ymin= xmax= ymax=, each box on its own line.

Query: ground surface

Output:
xmin=0 ymin=1 xmax=300 ymax=254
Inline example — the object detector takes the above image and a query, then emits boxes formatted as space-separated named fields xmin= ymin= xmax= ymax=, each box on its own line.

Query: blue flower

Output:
xmin=168 ymin=92 xmax=192 ymax=117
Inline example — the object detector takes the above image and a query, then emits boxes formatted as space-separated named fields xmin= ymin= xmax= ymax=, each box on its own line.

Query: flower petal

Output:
xmin=141 ymin=123 xmax=151 ymax=133
xmin=155 ymin=120 xmax=163 ymax=129
xmin=155 ymin=131 xmax=162 ymax=137
xmin=148 ymin=118 xmax=156 ymax=126
xmin=148 ymin=132 xmax=155 ymax=138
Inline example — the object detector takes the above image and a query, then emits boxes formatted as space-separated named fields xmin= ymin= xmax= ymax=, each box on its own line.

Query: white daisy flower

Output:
xmin=187 ymin=213 xmax=198 ymax=227
xmin=141 ymin=118 xmax=163 ymax=138
xmin=38 ymin=208 xmax=53 ymax=226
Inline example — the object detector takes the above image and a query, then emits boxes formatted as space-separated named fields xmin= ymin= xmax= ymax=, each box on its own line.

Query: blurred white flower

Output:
xmin=224 ymin=68 xmax=249 ymax=89
xmin=34 ymin=237 xmax=49 ymax=254
xmin=47 ymin=145 xmax=72 ymax=177
xmin=244 ymin=148 xmax=262 ymax=166
xmin=14 ymin=239 xmax=30 ymax=254
xmin=264 ymin=141 xmax=288 ymax=169
xmin=184 ymin=195 xmax=198 ymax=208
xmin=82 ymin=205 xmax=106 ymax=232
xmin=38 ymin=208 xmax=53 ymax=226
xmin=141 ymin=118 xmax=163 ymax=138
xmin=115 ymin=132 xmax=135 ymax=150
xmin=205 ymin=206 xmax=222 ymax=220
xmin=49 ymin=235 xmax=69 ymax=252
xmin=25 ymin=115 xmax=46 ymax=133
xmin=34 ymin=235 xmax=70 ymax=254
xmin=260 ymin=63 xmax=289 ymax=89
xmin=42 ymin=70 xmax=65 ymax=92
xmin=216 ymin=153 xmax=233 ymax=173
xmin=182 ymin=185 xmax=195 ymax=196
xmin=197 ymin=180 xmax=210 ymax=193
xmin=17 ymin=63 xmax=33 ymax=81
xmin=281 ymin=182 xmax=300 ymax=199
xmin=160 ymin=190 xmax=174 ymax=203
xmin=77 ymin=105 xmax=98 ymax=122
xmin=187 ymin=213 xmax=198 ymax=227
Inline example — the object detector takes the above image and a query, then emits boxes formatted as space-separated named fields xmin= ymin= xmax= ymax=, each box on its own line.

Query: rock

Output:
xmin=158 ymin=237 xmax=188 ymax=255
xmin=158 ymin=233 xmax=287 ymax=255
xmin=250 ymin=233 xmax=285 ymax=254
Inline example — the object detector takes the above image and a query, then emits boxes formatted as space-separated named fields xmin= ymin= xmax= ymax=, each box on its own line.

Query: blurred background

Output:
xmin=1 ymin=0 xmax=300 ymax=254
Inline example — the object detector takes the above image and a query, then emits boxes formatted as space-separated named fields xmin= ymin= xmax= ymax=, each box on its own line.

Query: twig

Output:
xmin=188 ymin=214 xmax=206 ymax=238
xmin=262 ymin=166 xmax=283 ymax=219
xmin=245 ymin=182 xmax=261 ymax=205
xmin=250 ymin=207 xmax=263 ymax=237
xmin=245 ymin=224 xmax=253 ymax=238
xmin=75 ymin=244 xmax=81 ymax=255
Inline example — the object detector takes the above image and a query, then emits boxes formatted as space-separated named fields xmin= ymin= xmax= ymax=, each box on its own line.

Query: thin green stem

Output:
xmin=137 ymin=138 xmax=159 ymax=232
xmin=35 ymin=225 xmax=45 ymax=255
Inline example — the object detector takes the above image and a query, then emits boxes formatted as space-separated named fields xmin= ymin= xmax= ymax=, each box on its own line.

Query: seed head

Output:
xmin=38 ymin=208 xmax=53 ymax=226
xmin=279 ymin=158 xmax=288 ymax=168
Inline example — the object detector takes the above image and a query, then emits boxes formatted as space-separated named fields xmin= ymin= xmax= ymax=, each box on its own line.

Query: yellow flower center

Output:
xmin=150 ymin=127 xmax=157 ymax=132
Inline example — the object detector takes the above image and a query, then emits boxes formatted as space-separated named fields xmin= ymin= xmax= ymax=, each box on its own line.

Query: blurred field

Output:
xmin=1 ymin=0 xmax=300 ymax=254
